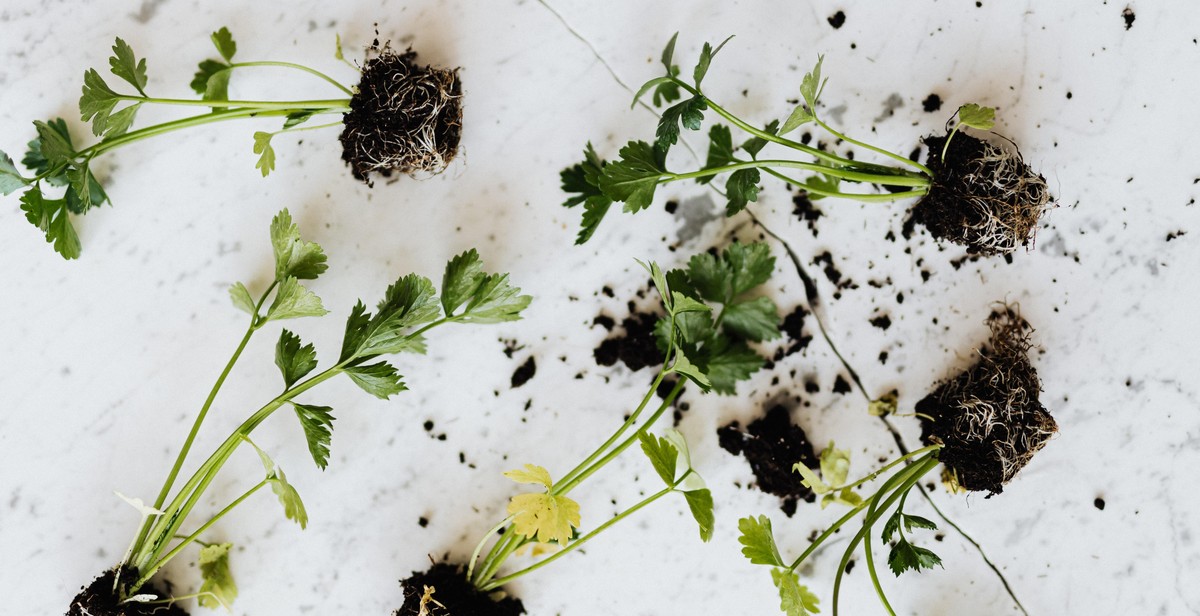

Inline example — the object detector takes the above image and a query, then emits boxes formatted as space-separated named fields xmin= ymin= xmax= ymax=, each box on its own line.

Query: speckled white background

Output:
xmin=2 ymin=1 xmax=1198 ymax=614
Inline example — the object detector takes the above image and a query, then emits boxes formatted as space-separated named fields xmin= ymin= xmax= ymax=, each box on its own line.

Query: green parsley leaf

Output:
xmin=283 ymin=110 xmax=315 ymax=129
xmin=737 ymin=515 xmax=784 ymax=566
xmin=576 ymin=196 xmax=613 ymax=245
xmin=65 ymin=163 xmax=107 ymax=213
xmin=33 ymin=120 xmax=76 ymax=168
xmin=204 ymin=67 xmax=233 ymax=106
xmin=253 ymin=131 xmax=276 ymax=177
xmin=211 ymin=27 xmax=237 ymax=62
xmin=670 ymin=292 xmax=710 ymax=315
xmin=698 ymin=124 xmax=735 ymax=185
xmin=701 ymin=338 xmax=762 ymax=395
xmin=683 ymin=489 xmax=715 ymax=542
xmin=693 ymin=36 xmax=734 ymax=88
xmin=561 ymin=143 xmax=605 ymax=207
xmin=246 ymin=438 xmax=308 ymax=528
xmin=0 ymin=150 xmax=29 ymax=195
xmin=344 ymin=361 xmax=407 ymax=399
xmin=441 ymin=249 xmax=485 ymax=316
xmin=292 ymin=403 xmax=335 ymax=470
xmin=653 ymin=67 xmax=682 ymax=106
xmin=686 ymin=251 xmax=727 ymax=303
xmin=799 ymin=55 xmax=827 ymax=112
xmin=598 ymin=140 xmax=667 ymax=213
xmin=638 ymin=432 xmax=679 ymax=486
xmin=771 ymin=568 xmax=820 ymax=616
xmin=341 ymin=274 xmax=439 ymax=359
xmin=632 ymin=75 xmax=676 ymax=108
xmin=275 ymin=329 xmax=317 ymax=388
xmin=887 ymin=538 xmax=943 ymax=576
xmin=228 ymin=282 xmax=256 ymax=315
xmin=780 ymin=104 xmax=814 ymax=136
xmin=79 ymin=69 xmax=120 ymax=136
xmin=804 ymin=172 xmax=841 ymax=200
xmin=671 ymin=352 xmax=712 ymax=391
xmin=458 ymin=273 xmax=531 ymax=324
xmin=661 ymin=32 xmax=679 ymax=71
xmin=108 ymin=38 xmax=148 ymax=95
xmin=957 ymin=103 xmax=996 ymax=130
xmin=197 ymin=542 xmax=237 ymax=610
xmin=742 ymin=119 xmax=779 ymax=158
xmin=334 ymin=34 xmax=345 ymax=61
xmin=265 ymin=277 xmax=328 ymax=322
xmin=818 ymin=441 xmax=853 ymax=487
xmin=269 ymin=209 xmax=329 ymax=281
xmin=792 ymin=461 xmax=829 ymax=494
xmin=102 ymin=102 xmax=141 ymax=138
xmin=190 ymin=59 xmax=228 ymax=96
xmin=722 ymin=296 xmax=781 ymax=341
xmin=20 ymin=185 xmax=81 ymax=259
xmin=655 ymin=95 xmax=707 ymax=153
xmin=22 ymin=119 xmax=72 ymax=185
xmin=725 ymin=241 xmax=775 ymax=296
xmin=724 ymin=167 xmax=760 ymax=215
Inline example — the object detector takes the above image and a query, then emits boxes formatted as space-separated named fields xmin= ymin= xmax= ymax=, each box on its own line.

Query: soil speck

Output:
xmin=1094 ymin=497 xmax=1106 ymax=511
xmin=511 ymin=357 xmax=536 ymax=388
xmin=718 ymin=406 xmax=818 ymax=515
xmin=828 ymin=10 xmax=846 ymax=29
xmin=1122 ymin=6 xmax=1135 ymax=30
xmin=922 ymin=93 xmax=943 ymax=113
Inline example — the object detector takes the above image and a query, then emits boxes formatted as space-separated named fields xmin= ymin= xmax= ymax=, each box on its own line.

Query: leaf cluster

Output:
xmin=792 ymin=441 xmax=865 ymax=509
xmin=882 ymin=508 xmax=943 ymax=576
xmin=737 ymin=516 xmax=819 ymax=616
xmin=649 ymin=242 xmax=780 ymax=395
xmin=504 ymin=464 xmax=582 ymax=546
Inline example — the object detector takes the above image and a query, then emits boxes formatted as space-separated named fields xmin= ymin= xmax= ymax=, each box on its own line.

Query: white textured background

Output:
xmin=1 ymin=1 xmax=1197 ymax=614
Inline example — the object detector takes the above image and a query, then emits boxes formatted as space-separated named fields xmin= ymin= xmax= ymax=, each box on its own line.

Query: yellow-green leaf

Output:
xmin=507 ymin=492 xmax=581 ymax=545
xmin=503 ymin=464 xmax=554 ymax=489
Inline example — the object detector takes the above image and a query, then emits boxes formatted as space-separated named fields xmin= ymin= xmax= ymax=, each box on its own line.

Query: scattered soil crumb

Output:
xmin=594 ymin=312 xmax=663 ymax=371
xmin=510 ymin=356 xmax=536 ymax=388
xmin=718 ymin=405 xmax=818 ymax=516
xmin=869 ymin=314 xmax=892 ymax=331
xmin=833 ymin=374 xmax=852 ymax=394
xmin=827 ymin=10 xmax=846 ymax=29
xmin=1094 ymin=497 xmax=1106 ymax=511
xmin=793 ymin=192 xmax=824 ymax=235
xmin=1166 ymin=230 xmax=1187 ymax=241
xmin=1122 ymin=6 xmax=1135 ymax=30
xmin=922 ymin=93 xmax=943 ymax=113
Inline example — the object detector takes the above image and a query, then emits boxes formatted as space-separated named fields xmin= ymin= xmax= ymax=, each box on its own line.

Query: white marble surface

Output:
xmin=2 ymin=1 xmax=1198 ymax=614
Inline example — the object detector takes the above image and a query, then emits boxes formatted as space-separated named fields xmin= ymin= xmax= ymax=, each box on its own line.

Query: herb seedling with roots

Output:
xmin=562 ymin=34 xmax=1052 ymax=255
xmin=736 ymin=307 xmax=1057 ymax=616
xmin=394 ymin=242 xmax=783 ymax=615
xmin=0 ymin=27 xmax=462 ymax=259
xmin=68 ymin=210 xmax=529 ymax=616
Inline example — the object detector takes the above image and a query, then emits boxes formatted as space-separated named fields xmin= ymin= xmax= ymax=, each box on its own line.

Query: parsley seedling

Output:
xmin=395 ymin=242 xmax=781 ymax=614
xmin=2 ymin=28 xmax=462 ymax=260
xmin=738 ymin=307 xmax=1056 ymax=616
xmin=75 ymin=210 xmax=529 ymax=611
xmin=562 ymin=34 xmax=1053 ymax=256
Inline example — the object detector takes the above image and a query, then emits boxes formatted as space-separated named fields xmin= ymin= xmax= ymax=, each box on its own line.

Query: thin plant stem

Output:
xmin=479 ymin=485 xmax=675 ymax=591
xmin=123 ymin=96 xmax=350 ymax=111
xmin=758 ymin=167 xmax=928 ymax=202
xmin=667 ymin=159 xmax=929 ymax=188
xmin=135 ymin=479 xmax=268 ymax=589
xmin=228 ymin=61 xmax=355 ymax=95
xmin=466 ymin=515 xmax=514 ymax=583
xmin=814 ymin=117 xmax=933 ymax=177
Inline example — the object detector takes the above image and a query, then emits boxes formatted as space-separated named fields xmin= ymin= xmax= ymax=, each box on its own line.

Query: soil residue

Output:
xmin=396 ymin=563 xmax=524 ymax=616
xmin=792 ymin=192 xmax=823 ymax=235
xmin=910 ymin=132 xmax=1051 ymax=255
xmin=510 ymin=356 xmax=536 ymax=388
xmin=718 ymin=405 xmax=818 ymax=516
xmin=341 ymin=45 xmax=462 ymax=184
xmin=594 ymin=311 xmax=663 ymax=371
xmin=68 ymin=568 xmax=189 ymax=616
xmin=827 ymin=10 xmax=846 ymax=29
xmin=916 ymin=308 xmax=1057 ymax=494
xmin=922 ymin=93 xmax=943 ymax=113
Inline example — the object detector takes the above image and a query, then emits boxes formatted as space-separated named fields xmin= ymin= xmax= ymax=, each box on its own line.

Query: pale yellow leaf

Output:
xmin=503 ymin=464 xmax=554 ymax=489
xmin=507 ymin=492 xmax=581 ymax=545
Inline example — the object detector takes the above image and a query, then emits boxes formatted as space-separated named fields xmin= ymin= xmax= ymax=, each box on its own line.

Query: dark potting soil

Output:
xmin=68 ymin=568 xmax=189 ymax=616
xmin=593 ymin=311 xmax=663 ymax=372
xmin=909 ymin=132 xmax=1050 ymax=255
xmin=510 ymin=356 xmax=536 ymax=388
xmin=718 ymin=405 xmax=818 ymax=516
xmin=396 ymin=563 xmax=524 ymax=616
xmin=779 ymin=305 xmax=812 ymax=358
xmin=916 ymin=308 xmax=1057 ymax=495
xmin=792 ymin=192 xmax=823 ymax=235
xmin=922 ymin=93 xmax=943 ymax=113
xmin=827 ymin=10 xmax=846 ymax=28
xmin=341 ymin=46 xmax=462 ymax=184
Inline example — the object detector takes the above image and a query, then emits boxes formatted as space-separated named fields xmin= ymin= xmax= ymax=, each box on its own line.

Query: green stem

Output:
xmin=474 ymin=378 xmax=684 ymax=586
xmin=131 ymin=364 xmax=344 ymax=572
xmin=228 ymin=61 xmax=355 ymax=96
xmin=758 ymin=167 xmax=929 ymax=202
xmin=273 ymin=121 xmax=343 ymax=136
xmin=836 ymin=445 xmax=942 ymax=493
xmin=467 ymin=515 xmax=514 ymax=583
xmin=830 ymin=456 xmax=938 ymax=616
xmin=667 ymin=160 xmax=929 ymax=188
xmin=128 ymin=283 xmax=277 ymax=561
xmin=814 ymin=117 xmax=933 ymax=177
xmin=479 ymin=485 xmax=676 ymax=591
xmin=134 ymin=479 xmax=268 ymax=590
xmin=553 ymin=365 xmax=671 ymax=491
xmin=553 ymin=380 xmax=683 ymax=495
xmin=125 ymin=96 xmax=350 ymax=111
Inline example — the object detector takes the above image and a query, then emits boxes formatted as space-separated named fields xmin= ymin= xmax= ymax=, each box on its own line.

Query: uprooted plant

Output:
xmin=69 ymin=210 xmax=529 ymax=615
xmin=1 ymin=27 xmax=462 ymax=259
xmin=561 ymin=34 xmax=1052 ymax=254
xmin=395 ymin=241 xmax=783 ymax=615
xmin=735 ymin=307 xmax=1056 ymax=616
